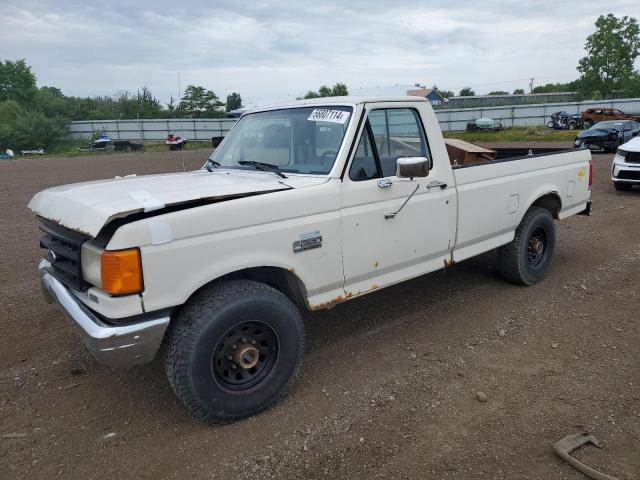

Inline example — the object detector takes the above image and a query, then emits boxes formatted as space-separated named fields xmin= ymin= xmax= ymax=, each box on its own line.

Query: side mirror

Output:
xmin=396 ymin=157 xmax=429 ymax=178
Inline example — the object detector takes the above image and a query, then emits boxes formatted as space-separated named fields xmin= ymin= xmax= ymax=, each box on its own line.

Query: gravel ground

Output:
xmin=1 ymin=147 xmax=639 ymax=479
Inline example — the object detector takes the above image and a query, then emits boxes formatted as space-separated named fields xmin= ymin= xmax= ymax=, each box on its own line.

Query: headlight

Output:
xmin=81 ymin=243 xmax=143 ymax=294
xmin=616 ymin=148 xmax=628 ymax=157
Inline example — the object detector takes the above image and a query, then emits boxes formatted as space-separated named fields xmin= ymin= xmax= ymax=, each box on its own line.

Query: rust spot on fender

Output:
xmin=374 ymin=261 xmax=379 ymax=268
xmin=309 ymin=295 xmax=346 ymax=311
xmin=444 ymin=258 xmax=455 ymax=269
xmin=370 ymin=284 xmax=380 ymax=290
xmin=345 ymin=291 xmax=353 ymax=299
xmin=288 ymin=267 xmax=295 ymax=273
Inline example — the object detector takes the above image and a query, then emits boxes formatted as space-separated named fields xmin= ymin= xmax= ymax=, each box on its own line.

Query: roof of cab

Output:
xmin=248 ymin=95 xmax=427 ymax=114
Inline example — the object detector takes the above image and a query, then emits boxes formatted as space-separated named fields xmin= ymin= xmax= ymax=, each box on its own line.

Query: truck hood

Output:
xmin=28 ymin=169 xmax=321 ymax=237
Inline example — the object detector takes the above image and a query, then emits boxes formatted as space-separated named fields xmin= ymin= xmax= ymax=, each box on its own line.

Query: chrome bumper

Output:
xmin=39 ymin=260 xmax=170 ymax=368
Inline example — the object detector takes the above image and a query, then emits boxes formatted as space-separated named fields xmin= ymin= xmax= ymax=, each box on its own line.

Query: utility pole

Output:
xmin=529 ymin=77 xmax=534 ymax=94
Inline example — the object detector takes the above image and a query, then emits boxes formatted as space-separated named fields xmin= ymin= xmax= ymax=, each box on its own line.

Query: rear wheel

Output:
xmin=614 ymin=181 xmax=632 ymax=191
xmin=497 ymin=207 xmax=556 ymax=286
xmin=165 ymin=280 xmax=305 ymax=423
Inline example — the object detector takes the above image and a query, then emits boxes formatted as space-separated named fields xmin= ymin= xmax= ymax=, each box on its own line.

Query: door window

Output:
xmin=349 ymin=127 xmax=378 ymax=181
xmin=349 ymin=108 xmax=430 ymax=181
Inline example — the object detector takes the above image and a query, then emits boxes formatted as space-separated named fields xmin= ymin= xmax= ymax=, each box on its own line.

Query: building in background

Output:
xmin=406 ymin=88 xmax=448 ymax=106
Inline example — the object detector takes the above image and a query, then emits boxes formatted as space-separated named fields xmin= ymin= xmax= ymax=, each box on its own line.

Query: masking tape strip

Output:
xmin=148 ymin=221 xmax=172 ymax=245
xmin=129 ymin=190 xmax=165 ymax=212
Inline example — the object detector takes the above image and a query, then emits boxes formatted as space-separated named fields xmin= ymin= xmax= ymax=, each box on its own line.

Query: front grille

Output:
xmin=626 ymin=151 xmax=640 ymax=163
xmin=39 ymin=221 xmax=89 ymax=291
xmin=618 ymin=170 xmax=640 ymax=180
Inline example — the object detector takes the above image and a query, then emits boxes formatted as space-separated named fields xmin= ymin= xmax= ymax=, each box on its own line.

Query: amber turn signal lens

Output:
xmin=101 ymin=248 xmax=143 ymax=295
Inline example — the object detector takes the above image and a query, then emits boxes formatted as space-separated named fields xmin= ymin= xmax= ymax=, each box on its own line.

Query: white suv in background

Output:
xmin=612 ymin=136 xmax=640 ymax=191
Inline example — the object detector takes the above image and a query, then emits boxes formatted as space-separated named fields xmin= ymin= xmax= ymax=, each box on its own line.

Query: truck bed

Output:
xmin=450 ymin=147 xmax=591 ymax=263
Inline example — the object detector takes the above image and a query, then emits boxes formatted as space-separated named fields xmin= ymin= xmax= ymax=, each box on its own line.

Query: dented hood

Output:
xmin=28 ymin=169 xmax=300 ymax=237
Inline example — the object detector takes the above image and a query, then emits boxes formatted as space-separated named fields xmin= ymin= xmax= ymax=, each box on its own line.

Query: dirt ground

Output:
xmin=1 ymin=147 xmax=639 ymax=480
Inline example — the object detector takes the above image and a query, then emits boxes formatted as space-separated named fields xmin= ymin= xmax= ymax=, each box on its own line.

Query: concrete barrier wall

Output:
xmin=68 ymin=97 xmax=640 ymax=139
xmin=68 ymin=118 xmax=237 ymax=141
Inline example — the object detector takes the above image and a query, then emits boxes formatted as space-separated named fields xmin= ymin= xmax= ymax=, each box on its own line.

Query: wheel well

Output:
xmin=531 ymin=193 xmax=561 ymax=219
xmin=204 ymin=267 xmax=309 ymax=309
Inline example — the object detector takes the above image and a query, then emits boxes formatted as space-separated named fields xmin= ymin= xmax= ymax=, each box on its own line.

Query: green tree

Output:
xmin=225 ymin=92 xmax=243 ymax=112
xmin=0 ymin=104 xmax=67 ymax=150
xmin=433 ymin=85 xmax=454 ymax=98
xmin=513 ymin=88 xmax=525 ymax=94
xmin=487 ymin=90 xmax=509 ymax=95
xmin=458 ymin=87 xmax=475 ymax=96
xmin=577 ymin=14 xmax=640 ymax=97
xmin=532 ymin=81 xmax=578 ymax=93
xmin=178 ymin=85 xmax=224 ymax=117
xmin=166 ymin=94 xmax=176 ymax=112
xmin=0 ymin=59 xmax=37 ymax=104
xmin=303 ymin=82 xmax=349 ymax=99
xmin=331 ymin=82 xmax=348 ymax=96
xmin=318 ymin=85 xmax=333 ymax=97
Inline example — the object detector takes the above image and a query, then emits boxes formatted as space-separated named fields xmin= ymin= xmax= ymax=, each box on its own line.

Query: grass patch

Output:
xmin=443 ymin=126 xmax=578 ymax=143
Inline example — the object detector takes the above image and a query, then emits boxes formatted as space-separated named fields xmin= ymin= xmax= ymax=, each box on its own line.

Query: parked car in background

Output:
xmin=612 ymin=136 xmax=640 ymax=191
xmin=580 ymin=108 xmax=640 ymax=128
xmin=466 ymin=117 xmax=502 ymax=131
xmin=574 ymin=120 xmax=640 ymax=152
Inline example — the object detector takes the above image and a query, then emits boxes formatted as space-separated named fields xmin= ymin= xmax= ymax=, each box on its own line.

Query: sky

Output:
xmin=1 ymin=0 xmax=639 ymax=108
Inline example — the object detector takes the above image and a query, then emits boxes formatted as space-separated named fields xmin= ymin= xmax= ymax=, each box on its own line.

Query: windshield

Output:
xmin=592 ymin=121 xmax=624 ymax=130
xmin=209 ymin=106 xmax=353 ymax=175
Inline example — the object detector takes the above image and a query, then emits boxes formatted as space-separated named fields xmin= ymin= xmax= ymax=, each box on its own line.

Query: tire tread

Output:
xmin=165 ymin=280 xmax=304 ymax=424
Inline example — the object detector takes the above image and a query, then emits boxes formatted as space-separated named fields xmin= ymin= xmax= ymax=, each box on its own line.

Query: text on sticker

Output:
xmin=307 ymin=109 xmax=350 ymax=124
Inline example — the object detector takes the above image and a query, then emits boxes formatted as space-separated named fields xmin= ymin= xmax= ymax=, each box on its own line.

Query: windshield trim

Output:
xmin=206 ymin=103 xmax=358 ymax=177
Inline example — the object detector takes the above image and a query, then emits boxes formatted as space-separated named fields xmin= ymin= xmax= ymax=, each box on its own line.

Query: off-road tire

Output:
xmin=165 ymin=280 xmax=305 ymax=423
xmin=497 ymin=207 xmax=556 ymax=286
xmin=614 ymin=181 xmax=632 ymax=191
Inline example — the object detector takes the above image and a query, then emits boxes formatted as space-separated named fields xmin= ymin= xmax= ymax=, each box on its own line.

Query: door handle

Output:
xmin=427 ymin=180 xmax=447 ymax=190
xmin=377 ymin=178 xmax=393 ymax=188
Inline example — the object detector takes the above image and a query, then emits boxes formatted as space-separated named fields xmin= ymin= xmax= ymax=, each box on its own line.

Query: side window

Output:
xmin=349 ymin=127 xmax=378 ymax=181
xmin=368 ymin=109 xmax=430 ymax=177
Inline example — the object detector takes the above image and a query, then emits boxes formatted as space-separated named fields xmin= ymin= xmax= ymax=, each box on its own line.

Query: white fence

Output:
xmin=435 ymin=97 xmax=640 ymax=131
xmin=68 ymin=97 xmax=640 ymax=140
xmin=68 ymin=118 xmax=237 ymax=141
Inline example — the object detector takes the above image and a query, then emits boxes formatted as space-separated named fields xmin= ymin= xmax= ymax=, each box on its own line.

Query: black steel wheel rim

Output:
xmin=212 ymin=321 xmax=279 ymax=391
xmin=527 ymin=227 xmax=547 ymax=268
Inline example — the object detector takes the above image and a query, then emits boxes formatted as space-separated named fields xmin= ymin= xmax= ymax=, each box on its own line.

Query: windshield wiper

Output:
xmin=238 ymin=160 xmax=287 ymax=178
xmin=205 ymin=159 xmax=221 ymax=172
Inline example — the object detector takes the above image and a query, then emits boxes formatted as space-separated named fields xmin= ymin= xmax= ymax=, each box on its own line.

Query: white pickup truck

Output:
xmin=29 ymin=96 xmax=592 ymax=423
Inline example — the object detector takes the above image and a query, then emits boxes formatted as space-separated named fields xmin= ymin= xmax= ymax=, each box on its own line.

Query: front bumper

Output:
xmin=39 ymin=259 xmax=170 ymax=368
xmin=612 ymin=154 xmax=640 ymax=183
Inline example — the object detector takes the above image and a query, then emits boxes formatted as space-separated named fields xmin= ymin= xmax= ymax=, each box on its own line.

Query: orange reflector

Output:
xmin=101 ymin=248 xmax=143 ymax=295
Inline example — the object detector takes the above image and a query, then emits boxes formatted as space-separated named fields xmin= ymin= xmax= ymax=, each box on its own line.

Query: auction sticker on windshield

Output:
xmin=307 ymin=109 xmax=350 ymax=124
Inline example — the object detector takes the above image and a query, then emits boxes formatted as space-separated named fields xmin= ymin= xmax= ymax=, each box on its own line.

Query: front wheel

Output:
xmin=497 ymin=207 xmax=556 ymax=286
xmin=165 ymin=280 xmax=305 ymax=423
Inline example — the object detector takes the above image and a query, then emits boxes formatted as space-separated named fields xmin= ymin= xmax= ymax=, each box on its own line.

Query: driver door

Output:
xmin=340 ymin=103 xmax=456 ymax=295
